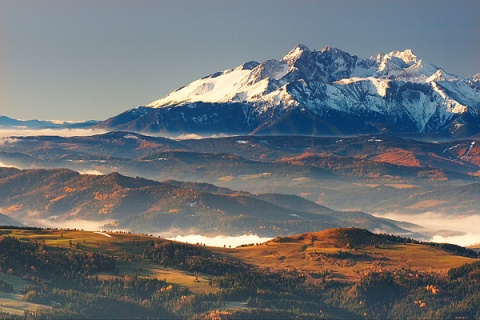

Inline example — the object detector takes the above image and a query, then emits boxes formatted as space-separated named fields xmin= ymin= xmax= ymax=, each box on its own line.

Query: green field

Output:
xmin=2 ymin=229 xmax=218 ymax=299
xmin=0 ymin=272 xmax=50 ymax=316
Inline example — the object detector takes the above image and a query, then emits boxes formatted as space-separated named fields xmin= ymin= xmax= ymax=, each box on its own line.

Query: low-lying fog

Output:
xmin=24 ymin=216 xmax=117 ymax=231
xmin=16 ymin=212 xmax=480 ymax=248
xmin=373 ymin=212 xmax=480 ymax=247
xmin=0 ymin=127 xmax=228 ymax=140
xmin=21 ymin=216 xmax=272 ymax=247
xmin=0 ymin=161 xmax=20 ymax=169
xmin=164 ymin=234 xmax=272 ymax=248
xmin=0 ymin=128 xmax=106 ymax=138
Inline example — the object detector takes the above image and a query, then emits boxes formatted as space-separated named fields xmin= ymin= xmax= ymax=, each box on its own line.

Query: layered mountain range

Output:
xmin=0 ymin=116 xmax=99 ymax=129
xmin=1 ymin=45 xmax=480 ymax=244
xmin=0 ymin=167 xmax=409 ymax=236
xmin=1 ymin=132 xmax=479 ymax=218
xmin=98 ymin=45 xmax=480 ymax=137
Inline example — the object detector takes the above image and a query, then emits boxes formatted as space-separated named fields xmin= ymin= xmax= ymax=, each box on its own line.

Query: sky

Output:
xmin=1 ymin=0 xmax=479 ymax=121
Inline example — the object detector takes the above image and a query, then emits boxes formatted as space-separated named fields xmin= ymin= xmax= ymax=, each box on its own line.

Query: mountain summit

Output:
xmin=99 ymin=45 xmax=480 ymax=137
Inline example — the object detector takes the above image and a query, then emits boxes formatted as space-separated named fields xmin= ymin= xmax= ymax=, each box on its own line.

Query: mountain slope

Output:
xmin=0 ymin=212 xmax=23 ymax=227
xmin=2 ymin=132 xmax=480 ymax=218
xmin=0 ymin=168 xmax=410 ymax=236
xmin=98 ymin=45 xmax=480 ymax=137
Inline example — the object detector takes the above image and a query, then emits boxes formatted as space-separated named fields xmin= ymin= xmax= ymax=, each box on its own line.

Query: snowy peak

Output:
xmin=375 ymin=49 xmax=417 ymax=77
xmin=375 ymin=49 xmax=417 ymax=67
xmin=148 ymin=44 xmax=367 ymax=108
xmin=248 ymin=59 xmax=289 ymax=82
xmin=147 ymin=44 xmax=474 ymax=111
xmin=148 ymin=66 xmax=256 ymax=107
xmin=372 ymin=49 xmax=456 ymax=83
xmin=313 ymin=46 xmax=360 ymax=82
xmin=396 ymin=59 xmax=439 ymax=82
xmin=390 ymin=49 xmax=418 ymax=65
xmin=278 ymin=45 xmax=369 ymax=84
xmin=238 ymin=61 xmax=260 ymax=71
xmin=119 ymin=44 xmax=480 ymax=138
xmin=281 ymin=44 xmax=312 ymax=66
xmin=467 ymin=73 xmax=480 ymax=90
xmin=426 ymin=69 xmax=457 ymax=83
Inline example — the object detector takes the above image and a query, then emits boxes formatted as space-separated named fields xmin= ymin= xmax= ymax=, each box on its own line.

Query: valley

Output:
xmin=1 ymin=41 xmax=480 ymax=318
xmin=0 ymin=132 xmax=479 ymax=241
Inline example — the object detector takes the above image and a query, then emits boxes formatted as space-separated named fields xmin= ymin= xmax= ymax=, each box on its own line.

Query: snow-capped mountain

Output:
xmin=99 ymin=45 xmax=480 ymax=137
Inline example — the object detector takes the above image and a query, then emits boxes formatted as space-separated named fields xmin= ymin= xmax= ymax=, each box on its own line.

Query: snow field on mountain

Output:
xmin=101 ymin=44 xmax=480 ymax=136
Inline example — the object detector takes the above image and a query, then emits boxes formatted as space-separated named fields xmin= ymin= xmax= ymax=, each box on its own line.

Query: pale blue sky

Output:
xmin=1 ymin=0 xmax=479 ymax=121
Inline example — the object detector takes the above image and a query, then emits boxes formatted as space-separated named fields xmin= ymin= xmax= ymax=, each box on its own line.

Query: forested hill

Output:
xmin=0 ymin=227 xmax=479 ymax=319
xmin=0 ymin=167 xmax=409 ymax=236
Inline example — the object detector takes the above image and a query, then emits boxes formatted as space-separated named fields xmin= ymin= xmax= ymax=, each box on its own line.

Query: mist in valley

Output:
xmin=1 ymin=127 xmax=479 ymax=250
xmin=165 ymin=234 xmax=273 ymax=248
xmin=0 ymin=161 xmax=20 ymax=169
xmin=9 ymin=207 xmax=480 ymax=249
xmin=16 ymin=213 xmax=272 ymax=248
xmin=21 ymin=214 xmax=117 ymax=232
xmin=373 ymin=211 xmax=480 ymax=247
xmin=0 ymin=128 xmax=106 ymax=138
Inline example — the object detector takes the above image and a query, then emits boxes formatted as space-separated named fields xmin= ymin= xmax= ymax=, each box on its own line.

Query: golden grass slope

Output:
xmin=0 ymin=227 xmax=476 ymax=299
xmin=224 ymin=228 xmax=476 ymax=281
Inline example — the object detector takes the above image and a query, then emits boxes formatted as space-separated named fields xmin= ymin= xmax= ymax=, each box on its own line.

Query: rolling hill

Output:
xmin=0 ymin=227 xmax=478 ymax=319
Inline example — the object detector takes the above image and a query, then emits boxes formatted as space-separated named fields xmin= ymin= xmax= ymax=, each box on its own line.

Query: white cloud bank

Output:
xmin=0 ymin=128 xmax=106 ymax=138
xmin=23 ymin=216 xmax=115 ymax=231
xmin=165 ymin=234 xmax=272 ymax=248
xmin=373 ymin=212 xmax=480 ymax=247
xmin=19 ymin=214 xmax=272 ymax=247
xmin=0 ymin=161 xmax=21 ymax=169
xmin=0 ymin=127 xmax=236 ymax=141
xmin=78 ymin=169 xmax=105 ymax=176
